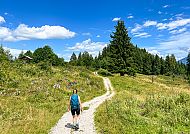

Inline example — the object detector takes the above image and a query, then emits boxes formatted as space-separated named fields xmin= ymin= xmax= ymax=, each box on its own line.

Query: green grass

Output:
xmin=95 ymin=74 xmax=190 ymax=134
xmin=0 ymin=62 xmax=106 ymax=134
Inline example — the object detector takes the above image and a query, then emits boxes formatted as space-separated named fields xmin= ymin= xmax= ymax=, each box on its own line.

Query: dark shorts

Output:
xmin=71 ymin=108 xmax=80 ymax=116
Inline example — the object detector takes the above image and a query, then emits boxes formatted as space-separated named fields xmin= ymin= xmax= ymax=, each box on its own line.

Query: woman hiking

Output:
xmin=68 ymin=89 xmax=82 ymax=129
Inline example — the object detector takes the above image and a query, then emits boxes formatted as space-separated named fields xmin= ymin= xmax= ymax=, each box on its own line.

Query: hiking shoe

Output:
xmin=72 ymin=123 xmax=76 ymax=129
xmin=76 ymin=123 xmax=79 ymax=129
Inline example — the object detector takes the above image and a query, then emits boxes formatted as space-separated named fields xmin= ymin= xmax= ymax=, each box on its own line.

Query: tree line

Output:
xmin=0 ymin=21 xmax=189 ymax=77
xmin=69 ymin=21 xmax=187 ymax=77
xmin=0 ymin=45 xmax=64 ymax=66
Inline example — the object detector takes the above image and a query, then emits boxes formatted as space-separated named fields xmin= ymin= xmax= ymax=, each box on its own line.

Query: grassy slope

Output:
xmin=95 ymin=74 xmax=190 ymax=134
xmin=0 ymin=62 xmax=105 ymax=134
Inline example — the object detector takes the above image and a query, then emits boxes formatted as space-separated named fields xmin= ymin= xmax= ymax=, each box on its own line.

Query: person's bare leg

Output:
xmin=76 ymin=115 xmax=80 ymax=128
xmin=72 ymin=115 xmax=75 ymax=126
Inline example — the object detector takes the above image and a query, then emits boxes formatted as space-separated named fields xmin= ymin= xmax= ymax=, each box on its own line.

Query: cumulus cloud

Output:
xmin=96 ymin=35 xmax=100 ymax=38
xmin=143 ymin=20 xmax=157 ymax=27
xmin=147 ymin=49 xmax=162 ymax=57
xmin=0 ymin=24 xmax=76 ymax=42
xmin=156 ymin=18 xmax=190 ymax=30
xmin=68 ymin=39 xmax=107 ymax=56
xmin=112 ymin=17 xmax=121 ymax=22
xmin=147 ymin=31 xmax=190 ymax=60
xmin=169 ymin=27 xmax=187 ymax=34
xmin=131 ymin=24 xmax=142 ymax=33
xmin=127 ymin=16 xmax=134 ymax=19
xmin=3 ymin=46 xmax=28 ymax=57
xmin=0 ymin=16 xmax=5 ymax=24
xmin=133 ymin=32 xmax=151 ymax=38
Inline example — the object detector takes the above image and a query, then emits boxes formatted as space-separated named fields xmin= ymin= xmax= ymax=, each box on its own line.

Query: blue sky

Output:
xmin=0 ymin=0 xmax=190 ymax=61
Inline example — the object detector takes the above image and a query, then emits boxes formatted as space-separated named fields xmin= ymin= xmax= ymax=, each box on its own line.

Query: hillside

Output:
xmin=0 ymin=62 xmax=105 ymax=134
xmin=95 ymin=74 xmax=190 ymax=133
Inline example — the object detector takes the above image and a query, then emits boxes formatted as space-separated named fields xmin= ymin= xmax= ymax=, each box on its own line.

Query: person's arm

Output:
xmin=78 ymin=96 xmax=83 ymax=111
xmin=68 ymin=96 xmax=71 ymax=112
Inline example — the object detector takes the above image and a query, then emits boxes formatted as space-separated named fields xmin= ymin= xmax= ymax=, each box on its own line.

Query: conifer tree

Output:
xmin=70 ymin=52 xmax=77 ymax=66
xmin=187 ymin=52 xmax=190 ymax=76
xmin=108 ymin=20 xmax=134 ymax=76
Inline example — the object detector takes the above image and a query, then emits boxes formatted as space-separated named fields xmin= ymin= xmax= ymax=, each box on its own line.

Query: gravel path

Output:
xmin=49 ymin=76 xmax=115 ymax=134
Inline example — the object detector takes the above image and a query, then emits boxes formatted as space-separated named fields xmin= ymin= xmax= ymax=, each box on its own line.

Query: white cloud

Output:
xmin=112 ymin=17 xmax=121 ymax=22
xmin=96 ymin=35 xmax=100 ymax=38
xmin=82 ymin=32 xmax=91 ymax=36
xmin=158 ymin=11 xmax=162 ymax=14
xmin=0 ymin=27 xmax=11 ymax=38
xmin=147 ymin=31 xmax=190 ymax=60
xmin=131 ymin=24 xmax=142 ymax=33
xmin=169 ymin=27 xmax=187 ymax=34
xmin=131 ymin=21 xmax=156 ymax=37
xmin=133 ymin=32 xmax=151 ymax=38
xmin=0 ymin=16 xmax=5 ymax=24
xmin=147 ymin=49 xmax=162 ymax=57
xmin=68 ymin=39 xmax=107 ymax=56
xmin=163 ymin=5 xmax=169 ymax=8
xmin=143 ymin=20 xmax=157 ymax=27
xmin=0 ymin=24 xmax=76 ymax=42
xmin=156 ymin=18 xmax=190 ymax=30
xmin=3 ymin=47 xmax=28 ymax=57
xmin=162 ymin=19 xmax=167 ymax=21
xmin=127 ymin=16 xmax=134 ymax=19
xmin=4 ymin=12 xmax=8 ymax=15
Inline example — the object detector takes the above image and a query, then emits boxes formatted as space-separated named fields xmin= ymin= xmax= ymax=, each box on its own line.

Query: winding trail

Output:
xmin=49 ymin=76 xmax=115 ymax=134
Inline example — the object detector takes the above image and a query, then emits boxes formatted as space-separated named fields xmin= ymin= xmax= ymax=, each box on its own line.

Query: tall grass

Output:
xmin=95 ymin=74 xmax=190 ymax=134
xmin=0 ymin=62 xmax=105 ymax=134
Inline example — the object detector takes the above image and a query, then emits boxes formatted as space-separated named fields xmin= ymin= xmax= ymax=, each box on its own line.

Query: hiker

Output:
xmin=68 ymin=89 xmax=82 ymax=129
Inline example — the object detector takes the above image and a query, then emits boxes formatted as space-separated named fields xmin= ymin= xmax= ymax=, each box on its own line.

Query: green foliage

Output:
xmin=187 ymin=52 xmax=190 ymax=76
xmin=69 ymin=52 xmax=77 ymax=66
xmin=32 ymin=45 xmax=64 ymax=66
xmin=38 ymin=62 xmax=52 ymax=72
xmin=97 ymin=69 xmax=112 ymax=76
xmin=0 ymin=63 xmax=105 ymax=134
xmin=95 ymin=75 xmax=190 ymax=134
xmin=106 ymin=21 xmax=134 ymax=76
xmin=0 ymin=45 xmax=13 ymax=61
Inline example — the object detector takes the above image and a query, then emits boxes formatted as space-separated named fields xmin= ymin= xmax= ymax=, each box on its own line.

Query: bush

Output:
xmin=126 ymin=67 xmax=136 ymax=77
xmin=0 ymin=70 xmax=6 ymax=83
xmin=38 ymin=62 xmax=51 ymax=71
xmin=97 ymin=69 xmax=112 ymax=76
xmin=119 ymin=67 xmax=136 ymax=76
xmin=79 ymin=71 xmax=90 ymax=78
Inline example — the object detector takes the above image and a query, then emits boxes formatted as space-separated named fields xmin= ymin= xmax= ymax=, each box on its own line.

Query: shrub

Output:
xmin=79 ymin=71 xmax=89 ymax=78
xmin=119 ymin=67 xmax=136 ymax=77
xmin=97 ymin=69 xmax=112 ymax=76
xmin=38 ymin=62 xmax=52 ymax=71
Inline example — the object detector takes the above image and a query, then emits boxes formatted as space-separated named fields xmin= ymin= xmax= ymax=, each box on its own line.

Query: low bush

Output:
xmin=97 ymin=68 xmax=112 ymax=76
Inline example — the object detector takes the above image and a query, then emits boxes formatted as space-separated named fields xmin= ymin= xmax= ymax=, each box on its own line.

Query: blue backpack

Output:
xmin=70 ymin=94 xmax=80 ymax=109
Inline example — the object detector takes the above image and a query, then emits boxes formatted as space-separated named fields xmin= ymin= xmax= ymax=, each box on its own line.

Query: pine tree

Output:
xmin=152 ymin=54 xmax=161 ymax=75
xmin=165 ymin=55 xmax=170 ymax=75
xmin=160 ymin=57 xmax=165 ymax=75
xmin=24 ymin=50 xmax=33 ymax=58
xmin=187 ymin=52 xmax=190 ymax=76
xmin=70 ymin=52 xmax=77 ymax=66
xmin=77 ymin=52 xmax=82 ymax=66
xmin=108 ymin=20 xmax=134 ymax=76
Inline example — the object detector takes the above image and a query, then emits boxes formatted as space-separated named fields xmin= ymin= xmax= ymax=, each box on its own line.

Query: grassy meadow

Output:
xmin=95 ymin=74 xmax=190 ymax=134
xmin=0 ymin=62 xmax=105 ymax=134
